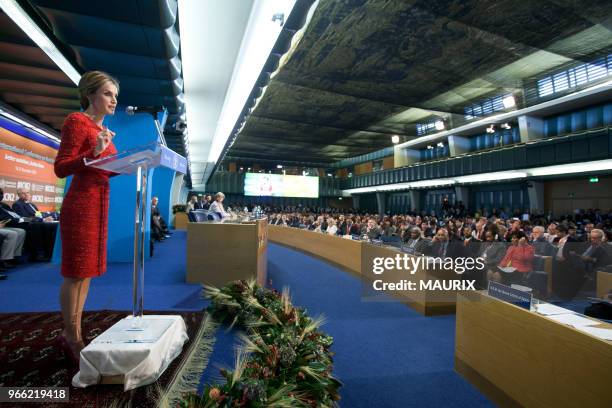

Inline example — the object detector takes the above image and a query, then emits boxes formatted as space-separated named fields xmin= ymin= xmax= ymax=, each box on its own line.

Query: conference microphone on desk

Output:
xmin=125 ymin=105 xmax=163 ymax=116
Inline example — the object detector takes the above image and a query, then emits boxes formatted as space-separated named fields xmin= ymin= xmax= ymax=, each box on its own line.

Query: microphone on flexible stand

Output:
xmin=125 ymin=106 xmax=163 ymax=116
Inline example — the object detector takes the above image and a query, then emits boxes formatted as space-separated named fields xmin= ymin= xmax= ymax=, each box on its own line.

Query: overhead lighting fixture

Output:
xmin=202 ymin=0 xmax=299 ymax=164
xmin=426 ymin=145 xmax=434 ymax=150
xmin=501 ymin=123 xmax=511 ymax=130
xmin=529 ymin=159 xmax=612 ymax=177
xmin=437 ymin=142 xmax=444 ymax=148
xmin=327 ymin=173 xmax=333 ymax=177
xmin=0 ymin=0 xmax=80 ymax=85
xmin=434 ymin=120 xmax=445 ymax=131
xmin=502 ymin=95 xmax=516 ymax=109
xmin=455 ymin=171 xmax=527 ymax=183
xmin=391 ymin=135 xmax=400 ymax=144
xmin=486 ymin=125 xmax=495 ymax=134
xmin=276 ymin=164 xmax=283 ymax=169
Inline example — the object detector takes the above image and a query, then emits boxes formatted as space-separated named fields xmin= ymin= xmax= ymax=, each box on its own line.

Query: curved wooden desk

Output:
xmin=268 ymin=225 xmax=458 ymax=315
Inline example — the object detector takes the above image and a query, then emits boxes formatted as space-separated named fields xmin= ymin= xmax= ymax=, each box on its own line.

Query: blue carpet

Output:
xmin=1 ymin=234 xmax=492 ymax=406
xmin=200 ymin=243 xmax=493 ymax=408
xmin=0 ymin=231 xmax=207 ymax=313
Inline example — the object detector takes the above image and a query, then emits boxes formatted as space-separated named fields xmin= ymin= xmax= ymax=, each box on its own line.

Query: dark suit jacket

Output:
xmin=0 ymin=202 xmax=24 ymax=227
xmin=426 ymin=239 xmax=462 ymax=258
xmin=12 ymin=199 xmax=38 ymax=217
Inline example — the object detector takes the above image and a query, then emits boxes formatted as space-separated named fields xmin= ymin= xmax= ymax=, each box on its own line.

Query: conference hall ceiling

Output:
xmin=226 ymin=0 xmax=612 ymax=165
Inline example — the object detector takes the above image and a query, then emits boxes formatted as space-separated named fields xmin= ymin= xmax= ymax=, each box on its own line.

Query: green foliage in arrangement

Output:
xmin=173 ymin=204 xmax=187 ymax=213
xmin=180 ymin=279 xmax=341 ymax=407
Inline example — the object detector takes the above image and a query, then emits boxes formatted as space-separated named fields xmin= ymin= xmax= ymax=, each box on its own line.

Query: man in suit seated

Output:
xmin=425 ymin=228 xmax=462 ymax=259
xmin=402 ymin=227 xmax=429 ymax=255
xmin=12 ymin=189 xmax=54 ymax=221
xmin=569 ymin=228 xmax=610 ymax=276
xmin=361 ymin=218 xmax=381 ymax=240
xmin=151 ymin=196 xmax=170 ymax=241
xmin=8 ymin=189 xmax=58 ymax=261
xmin=530 ymin=226 xmax=556 ymax=256
xmin=0 ymin=219 xmax=25 ymax=272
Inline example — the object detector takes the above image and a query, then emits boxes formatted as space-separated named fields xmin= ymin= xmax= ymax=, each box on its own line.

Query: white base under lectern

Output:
xmin=72 ymin=315 xmax=188 ymax=391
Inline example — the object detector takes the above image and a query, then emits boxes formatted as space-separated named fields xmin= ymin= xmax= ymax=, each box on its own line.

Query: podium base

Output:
xmin=72 ymin=315 xmax=188 ymax=391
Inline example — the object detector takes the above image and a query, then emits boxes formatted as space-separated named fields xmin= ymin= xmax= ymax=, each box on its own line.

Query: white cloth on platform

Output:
xmin=72 ymin=315 xmax=188 ymax=391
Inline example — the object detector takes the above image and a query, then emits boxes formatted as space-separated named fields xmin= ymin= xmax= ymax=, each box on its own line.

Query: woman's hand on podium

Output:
xmin=94 ymin=127 xmax=115 ymax=157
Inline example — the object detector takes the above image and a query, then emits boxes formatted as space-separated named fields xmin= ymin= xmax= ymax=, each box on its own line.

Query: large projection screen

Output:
xmin=244 ymin=173 xmax=319 ymax=198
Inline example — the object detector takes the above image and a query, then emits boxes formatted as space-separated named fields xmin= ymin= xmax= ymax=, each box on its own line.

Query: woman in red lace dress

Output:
xmin=54 ymin=71 xmax=118 ymax=362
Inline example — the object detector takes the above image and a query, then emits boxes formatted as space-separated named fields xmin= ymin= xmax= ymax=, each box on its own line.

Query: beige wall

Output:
xmin=544 ymin=176 xmax=612 ymax=216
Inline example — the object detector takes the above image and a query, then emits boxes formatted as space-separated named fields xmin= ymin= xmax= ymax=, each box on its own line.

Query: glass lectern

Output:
xmin=85 ymin=142 xmax=187 ymax=327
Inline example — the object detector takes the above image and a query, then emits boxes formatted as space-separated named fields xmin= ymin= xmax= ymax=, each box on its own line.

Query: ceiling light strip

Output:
xmin=0 ymin=0 xmax=81 ymax=84
xmin=342 ymin=160 xmax=612 ymax=194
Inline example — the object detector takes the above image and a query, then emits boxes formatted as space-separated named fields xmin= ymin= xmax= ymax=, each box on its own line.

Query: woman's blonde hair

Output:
xmin=78 ymin=71 xmax=119 ymax=110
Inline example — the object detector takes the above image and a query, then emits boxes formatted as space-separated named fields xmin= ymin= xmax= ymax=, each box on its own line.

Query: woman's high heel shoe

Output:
xmin=56 ymin=334 xmax=81 ymax=366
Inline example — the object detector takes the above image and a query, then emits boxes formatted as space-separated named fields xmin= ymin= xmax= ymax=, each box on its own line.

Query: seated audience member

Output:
xmin=0 ymin=220 xmax=26 ymax=270
xmin=361 ymin=218 xmax=381 ymax=240
xmin=326 ymin=218 xmax=338 ymax=235
xmin=403 ymin=227 xmax=429 ymax=254
xmin=270 ymin=214 xmax=283 ymax=226
xmin=202 ymin=195 xmax=212 ymax=210
xmin=426 ymin=228 xmax=461 ymax=259
xmin=552 ymin=224 xmax=583 ymax=299
xmin=0 ymin=188 xmax=53 ymax=261
xmin=460 ymin=225 xmax=480 ymax=258
xmin=194 ymin=195 xmax=205 ymax=210
xmin=481 ymin=231 xmax=508 ymax=287
xmin=337 ymin=215 xmax=347 ymax=235
xmin=545 ymin=222 xmax=559 ymax=243
xmin=504 ymin=218 xmax=522 ymax=241
xmin=209 ymin=192 xmax=229 ymax=218
xmin=569 ymin=228 xmax=610 ymax=275
xmin=497 ymin=231 xmax=534 ymax=285
xmin=12 ymin=189 xmax=54 ymax=221
xmin=151 ymin=196 xmax=170 ymax=241
xmin=186 ymin=195 xmax=198 ymax=212
xmin=530 ymin=226 xmax=556 ymax=256
xmin=349 ymin=219 xmax=361 ymax=235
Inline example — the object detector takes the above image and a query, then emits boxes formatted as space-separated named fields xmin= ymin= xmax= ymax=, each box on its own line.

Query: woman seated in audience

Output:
xmin=209 ymin=192 xmax=229 ymax=218
xmin=186 ymin=195 xmax=197 ymax=212
xmin=326 ymin=218 xmax=338 ymax=235
xmin=496 ymin=231 xmax=534 ymax=285
xmin=482 ymin=231 xmax=509 ymax=287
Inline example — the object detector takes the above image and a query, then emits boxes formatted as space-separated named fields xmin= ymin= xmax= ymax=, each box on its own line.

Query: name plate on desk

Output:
xmin=487 ymin=281 xmax=532 ymax=310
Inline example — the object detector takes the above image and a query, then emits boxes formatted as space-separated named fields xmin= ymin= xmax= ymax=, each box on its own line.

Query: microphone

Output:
xmin=125 ymin=106 xmax=163 ymax=116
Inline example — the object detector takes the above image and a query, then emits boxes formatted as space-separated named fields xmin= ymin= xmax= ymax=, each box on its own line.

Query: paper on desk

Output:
xmin=575 ymin=326 xmax=612 ymax=341
xmin=498 ymin=266 xmax=517 ymax=273
xmin=535 ymin=303 xmax=571 ymax=316
xmin=546 ymin=313 xmax=600 ymax=327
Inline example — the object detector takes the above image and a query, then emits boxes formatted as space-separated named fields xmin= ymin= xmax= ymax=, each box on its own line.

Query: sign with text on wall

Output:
xmin=0 ymin=126 xmax=65 ymax=211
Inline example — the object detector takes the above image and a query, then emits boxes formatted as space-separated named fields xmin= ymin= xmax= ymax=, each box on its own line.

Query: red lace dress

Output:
xmin=54 ymin=112 xmax=117 ymax=278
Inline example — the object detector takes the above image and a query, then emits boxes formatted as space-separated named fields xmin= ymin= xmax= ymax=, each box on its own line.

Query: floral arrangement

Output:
xmin=180 ymin=279 xmax=341 ymax=407
xmin=173 ymin=204 xmax=187 ymax=214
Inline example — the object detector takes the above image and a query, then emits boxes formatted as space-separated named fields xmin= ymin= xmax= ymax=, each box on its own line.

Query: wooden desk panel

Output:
xmin=269 ymin=226 xmax=457 ymax=315
xmin=187 ymin=219 xmax=267 ymax=287
xmin=596 ymin=270 xmax=612 ymax=299
xmin=361 ymin=244 xmax=458 ymax=315
xmin=455 ymin=291 xmax=612 ymax=408
xmin=268 ymin=226 xmax=362 ymax=275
